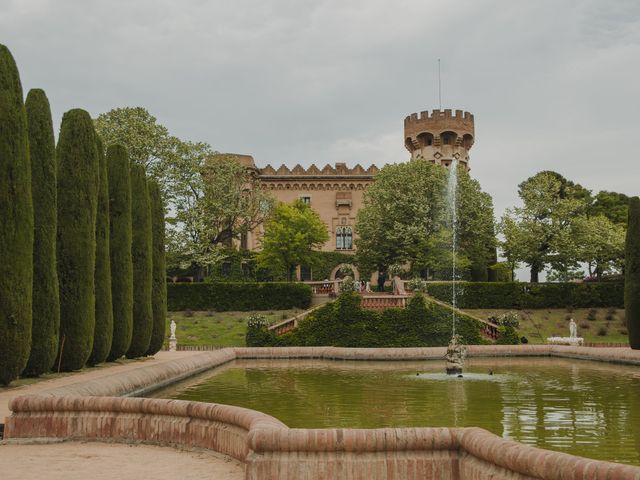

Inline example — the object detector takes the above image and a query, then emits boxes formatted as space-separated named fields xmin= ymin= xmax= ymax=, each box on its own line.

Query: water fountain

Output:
xmin=445 ymin=158 xmax=464 ymax=375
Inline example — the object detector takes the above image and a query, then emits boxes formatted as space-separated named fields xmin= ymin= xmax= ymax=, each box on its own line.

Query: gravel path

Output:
xmin=0 ymin=441 xmax=244 ymax=480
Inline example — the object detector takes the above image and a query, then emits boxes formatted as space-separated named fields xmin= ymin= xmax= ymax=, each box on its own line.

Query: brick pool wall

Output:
xmin=5 ymin=346 xmax=640 ymax=479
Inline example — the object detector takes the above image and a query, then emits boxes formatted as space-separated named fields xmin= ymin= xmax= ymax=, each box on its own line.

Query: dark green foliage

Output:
xmin=107 ymin=145 xmax=133 ymax=361
xmin=246 ymin=293 xmax=483 ymax=347
xmin=496 ymin=326 xmax=521 ymax=345
xmin=56 ymin=109 xmax=99 ymax=371
xmin=426 ymin=282 xmax=623 ymax=309
xmin=126 ymin=164 xmax=153 ymax=358
xmin=0 ymin=45 xmax=33 ymax=384
xmin=625 ymin=197 xmax=640 ymax=349
xmin=167 ymin=282 xmax=312 ymax=311
xmin=88 ymin=137 xmax=113 ymax=365
xmin=307 ymin=251 xmax=356 ymax=280
xmin=146 ymin=181 xmax=167 ymax=355
xmin=22 ymin=89 xmax=59 ymax=377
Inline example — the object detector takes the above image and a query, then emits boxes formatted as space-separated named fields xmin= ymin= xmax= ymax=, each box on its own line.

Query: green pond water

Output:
xmin=151 ymin=357 xmax=640 ymax=465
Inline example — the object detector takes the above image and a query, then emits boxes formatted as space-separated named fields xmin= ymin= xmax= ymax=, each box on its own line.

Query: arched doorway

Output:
xmin=330 ymin=263 xmax=360 ymax=281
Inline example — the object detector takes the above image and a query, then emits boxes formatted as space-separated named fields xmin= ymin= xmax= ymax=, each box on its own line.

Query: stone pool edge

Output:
xmin=4 ymin=345 xmax=640 ymax=480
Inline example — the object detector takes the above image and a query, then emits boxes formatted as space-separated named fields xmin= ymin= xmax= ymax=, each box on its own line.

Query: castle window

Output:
xmin=441 ymin=131 xmax=457 ymax=146
xmin=336 ymin=226 xmax=353 ymax=250
xmin=300 ymin=195 xmax=311 ymax=205
xmin=240 ymin=232 xmax=248 ymax=250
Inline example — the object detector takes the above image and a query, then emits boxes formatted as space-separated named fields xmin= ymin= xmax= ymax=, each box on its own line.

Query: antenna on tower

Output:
xmin=438 ymin=58 xmax=442 ymax=110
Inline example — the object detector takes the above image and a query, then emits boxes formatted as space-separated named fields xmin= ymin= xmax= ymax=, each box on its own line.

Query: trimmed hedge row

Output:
xmin=247 ymin=292 xmax=486 ymax=347
xmin=425 ymin=282 xmax=624 ymax=309
xmin=167 ymin=282 xmax=312 ymax=311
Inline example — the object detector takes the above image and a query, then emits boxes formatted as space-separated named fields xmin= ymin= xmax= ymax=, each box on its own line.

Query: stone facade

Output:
xmin=234 ymin=109 xmax=475 ymax=256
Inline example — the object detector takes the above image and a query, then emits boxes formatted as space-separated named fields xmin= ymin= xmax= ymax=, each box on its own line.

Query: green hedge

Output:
xmin=626 ymin=197 xmax=640 ymax=349
xmin=24 ymin=88 xmax=58 ymax=377
xmin=167 ymin=282 xmax=312 ymax=311
xmin=0 ymin=44 xmax=33 ymax=385
xmin=425 ymin=282 xmax=623 ymax=309
xmin=247 ymin=292 xmax=485 ymax=347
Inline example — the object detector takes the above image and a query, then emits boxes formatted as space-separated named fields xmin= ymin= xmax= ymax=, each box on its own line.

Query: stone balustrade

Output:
xmin=5 ymin=346 xmax=640 ymax=479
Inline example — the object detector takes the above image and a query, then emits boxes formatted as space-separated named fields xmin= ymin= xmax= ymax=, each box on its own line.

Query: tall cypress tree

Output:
xmin=146 ymin=180 xmax=167 ymax=355
xmin=126 ymin=164 xmax=153 ymax=358
xmin=626 ymin=196 xmax=640 ymax=350
xmin=56 ymin=109 xmax=99 ymax=371
xmin=23 ymin=89 xmax=59 ymax=377
xmin=88 ymin=137 xmax=113 ymax=365
xmin=106 ymin=145 xmax=133 ymax=361
xmin=0 ymin=44 xmax=33 ymax=385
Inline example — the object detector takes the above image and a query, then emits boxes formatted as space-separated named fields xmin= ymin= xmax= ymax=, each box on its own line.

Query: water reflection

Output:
xmin=151 ymin=357 xmax=640 ymax=465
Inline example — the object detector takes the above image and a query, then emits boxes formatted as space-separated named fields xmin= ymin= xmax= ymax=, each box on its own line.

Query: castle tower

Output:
xmin=404 ymin=109 xmax=474 ymax=170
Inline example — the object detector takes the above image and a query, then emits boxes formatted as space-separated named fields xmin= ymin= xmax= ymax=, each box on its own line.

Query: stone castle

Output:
xmin=237 ymin=108 xmax=475 ymax=258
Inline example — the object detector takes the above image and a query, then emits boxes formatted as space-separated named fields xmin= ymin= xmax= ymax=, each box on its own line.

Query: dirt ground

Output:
xmin=0 ymin=441 xmax=244 ymax=480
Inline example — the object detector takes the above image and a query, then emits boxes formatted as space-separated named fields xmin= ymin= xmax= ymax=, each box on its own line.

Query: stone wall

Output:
xmin=5 ymin=346 xmax=640 ymax=480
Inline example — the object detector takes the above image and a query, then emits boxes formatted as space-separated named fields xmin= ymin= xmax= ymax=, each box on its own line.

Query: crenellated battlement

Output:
xmin=404 ymin=108 xmax=474 ymax=139
xmin=258 ymin=163 xmax=379 ymax=177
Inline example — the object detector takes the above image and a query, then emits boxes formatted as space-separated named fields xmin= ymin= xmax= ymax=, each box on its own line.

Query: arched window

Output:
xmin=336 ymin=227 xmax=344 ymax=250
xmin=345 ymin=227 xmax=353 ymax=249
xmin=336 ymin=227 xmax=353 ymax=250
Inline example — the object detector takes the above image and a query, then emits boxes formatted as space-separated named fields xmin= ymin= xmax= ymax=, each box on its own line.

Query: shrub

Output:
xmin=407 ymin=277 xmax=428 ymax=292
xmin=245 ymin=313 xmax=273 ymax=347
xmin=56 ymin=109 xmax=99 ymax=371
xmin=106 ymin=145 xmax=133 ymax=361
xmin=625 ymin=197 xmax=640 ymax=349
xmin=495 ymin=311 xmax=520 ymax=328
xmin=88 ymin=136 xmax=113 ymax=366
xmin=605 ymin=312 xmax=615 ymax=321
xmin=23 ymin=88 xmax=58 ymax=377
xmin=579 ymin=322 xmax=590 ymax=330
xmin=587 ymin=309 xmax=598 ymax=321
xmin=597 ymin=326 xmax=608 ymax=336
xmin=146 ymin=180 xmax=167 ymax=356
xmin=167 ymin=282 xmax=312 ymax=311
xmin=426 ymin=282 xmax=623 ymax=309
xmin=0 ymin=45 xmax=33 ymax=385
xmin=247 ymin=292 xmax=484 ymax=347
xmin=126 ymin=164 xmax=153 ymax=358
xmin=496 ymin=325 xmax=520 ymax=345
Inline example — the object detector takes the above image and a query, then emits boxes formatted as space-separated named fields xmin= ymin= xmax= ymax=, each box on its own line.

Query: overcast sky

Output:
xmin=2 ymin=0 xmax=639 ymax=219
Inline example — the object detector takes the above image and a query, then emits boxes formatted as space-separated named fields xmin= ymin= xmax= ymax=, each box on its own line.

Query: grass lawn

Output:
xmin=166 ymin=309 xmax=302 ymax=347
xmin=465 ymin=307 xmax=629 ymax=344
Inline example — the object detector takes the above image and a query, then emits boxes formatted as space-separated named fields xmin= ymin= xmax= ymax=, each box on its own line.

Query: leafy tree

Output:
xmin=146 ymin=180 xmax=167 ymax=355
xmin=257 ymin=200 xmax=329 ymax=281
xmin=355 ymin=161 xmax=447 ymax=275
xmin=625 ymin=197 xmax=640 ymax=349
xmin=56 ymin=109 xmax=99 ymax=371
xmin=126 ymin=164 xmax=153 ymax=358
xmin=589 ymin=190 xmax=629 ymax=226
xmin=0 ymin=44 xmax=33 ymax=384
xmin=167 ymin=153 xmax=274 ymax=277
xmin=94 ymin=107 xmax=178 ymax=194
xmin=107 ymin=145 xmax=134 ymax=361
xmin=573 ymin=215 xmax=625 ymax=280
xmin=23 ymin=89 xmax=59 ymax=376
xmin=500 ymin=171 xmax=590 ymax=282
xmin=355 ymin=161 xmax=495 ymax=280
xmin=88 ymin=137 xmax=113 ymax=366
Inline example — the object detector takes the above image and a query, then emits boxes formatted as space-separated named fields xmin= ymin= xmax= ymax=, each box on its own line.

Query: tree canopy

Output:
xmin=500 ymin=171 xmax=626 ymax=282
xmin=355 ymin=161 xmax=496 ymax=280
xmin=257 ymin=200 xmax=329 ymax=281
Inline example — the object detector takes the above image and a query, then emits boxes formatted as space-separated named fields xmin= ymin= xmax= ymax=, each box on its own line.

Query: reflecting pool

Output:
xmin=150 ymin=357 xmax=640 ymax=465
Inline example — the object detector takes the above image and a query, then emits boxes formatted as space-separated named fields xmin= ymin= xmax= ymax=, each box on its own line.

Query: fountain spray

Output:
xmin=445 ymin=158 xmax=466 ymax=375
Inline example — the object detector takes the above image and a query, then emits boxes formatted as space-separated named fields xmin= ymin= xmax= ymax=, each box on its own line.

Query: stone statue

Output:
xmin=392 ymin=276 xmax=406 ymax=295
xmin=569 ymin=318 xmax=577 ymax=338
xmin=170 ymin=319 xmax=177 ymax=339
xmin=445 ymin=334 xmax=466 ymax=375
xmin=169 ymin=320 xmax=177 ymax=352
